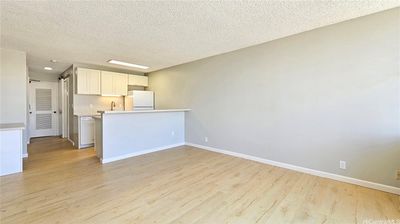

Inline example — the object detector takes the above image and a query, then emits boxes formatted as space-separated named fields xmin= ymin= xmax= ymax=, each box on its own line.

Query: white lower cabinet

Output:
xmin=78 ymin=116 xmax=95 ymax=148
xmin=0 ymin=126 xmax=23 ymax=176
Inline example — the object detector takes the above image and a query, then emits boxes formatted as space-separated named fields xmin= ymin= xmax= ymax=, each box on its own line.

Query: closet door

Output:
xmin=29 ymin=81 xmax=59 ymax=137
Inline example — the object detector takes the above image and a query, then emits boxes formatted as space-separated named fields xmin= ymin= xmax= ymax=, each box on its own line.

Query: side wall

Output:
xmin=0 ymin=48 xmax=28 ymax=154
xmin=148 ymin=9 xmax=400 ymax=187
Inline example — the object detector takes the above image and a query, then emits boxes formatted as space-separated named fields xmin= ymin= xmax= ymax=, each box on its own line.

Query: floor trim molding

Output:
xmin=67 ymin=138 xmax=75 ymax=146
xmin=22 ymin=153 xmax=28 ymax=158
xmin=101 ymin=143 xmax=185 ymax=164
xmin=185 ymin=142 xmax=400 ymax=195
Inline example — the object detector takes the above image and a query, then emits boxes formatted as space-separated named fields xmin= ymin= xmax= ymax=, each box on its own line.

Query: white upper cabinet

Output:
xmin=101 ymin=71 xmax=128 ymax=96
xmin=114 ymin=73 xmax=128 ymax=96
xmin=76 ymin=68 xmax=101 ymax=95
xmin=128 ymin=75 xmax=148 ymax=87
xmin=101 ymin=71 xmax=114 ymax=95
xmin=76 ymin=68 xmax=141 ymax=96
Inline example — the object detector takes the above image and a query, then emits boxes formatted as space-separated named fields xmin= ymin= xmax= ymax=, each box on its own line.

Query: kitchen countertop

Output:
xmin=74 ymin=113 xmax=101 ymax=117
xmin=98 ymin=109 xmax=191 ymax=114
xmin=0 ymin=123 xmax=25 ymax=131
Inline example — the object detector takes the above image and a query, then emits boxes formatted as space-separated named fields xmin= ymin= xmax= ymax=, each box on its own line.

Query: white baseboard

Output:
xmin=186 ymin=142 xmax=400 ymax=195
xmin=67 ymin=138 xmax=75 ymax=146
xmin=22 ymin=153 xmax=28 ymax=158
xmin=101 ymin=143 xmax=185 ymax=164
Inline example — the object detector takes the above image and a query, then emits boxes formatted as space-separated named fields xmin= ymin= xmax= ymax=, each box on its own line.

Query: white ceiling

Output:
xmin=1 ymin=1 xmax=399 ymax=75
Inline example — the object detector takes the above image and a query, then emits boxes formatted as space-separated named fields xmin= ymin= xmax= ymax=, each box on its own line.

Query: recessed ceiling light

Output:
xmin=50 ymin=59 xmax=57 ymax=63
xmin=44 ymin=67 xmax=53 ymax=71
xmin=108 ymin=59 xmax=149 ymax=69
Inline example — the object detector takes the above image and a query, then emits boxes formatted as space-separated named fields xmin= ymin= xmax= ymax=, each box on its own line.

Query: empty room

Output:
xmin=0 ymin=1 xmax=399 ymax=223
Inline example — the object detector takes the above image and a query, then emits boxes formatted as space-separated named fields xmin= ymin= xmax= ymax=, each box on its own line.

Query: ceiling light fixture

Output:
xmin=108 ymin=59 xmax=149 ymax=69
xmin=50 ymin=59 xmax=57 ymax=63
xmin=44 ymin=67 xmax=53 ymax=71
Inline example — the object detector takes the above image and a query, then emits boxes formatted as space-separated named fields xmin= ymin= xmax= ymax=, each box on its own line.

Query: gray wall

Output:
xmin=0 ymin=48 xmax=28 ymax=154
xmin=148 ymin=8 xmax=400 ymax=187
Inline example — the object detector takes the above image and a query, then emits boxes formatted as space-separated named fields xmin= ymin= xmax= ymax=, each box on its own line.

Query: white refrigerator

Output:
xmin=125 ymin=90 xmax=154 ymax=111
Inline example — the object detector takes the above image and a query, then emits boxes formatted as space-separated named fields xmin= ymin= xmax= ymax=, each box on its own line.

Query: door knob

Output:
xmin=53 ymin=111 xmax=57 ymax=114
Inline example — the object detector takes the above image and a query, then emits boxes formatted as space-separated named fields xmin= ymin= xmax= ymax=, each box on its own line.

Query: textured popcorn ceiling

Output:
xmin=1 ymin=1 xmax=399 ymax=75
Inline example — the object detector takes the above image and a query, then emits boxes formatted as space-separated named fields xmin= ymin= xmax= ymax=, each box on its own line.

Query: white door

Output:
xmin=29 ymin=81 xmax=59 ymax=138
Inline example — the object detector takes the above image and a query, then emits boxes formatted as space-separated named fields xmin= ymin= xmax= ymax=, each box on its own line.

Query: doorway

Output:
xmin=28 ymin=81 xmax=59 ymax=138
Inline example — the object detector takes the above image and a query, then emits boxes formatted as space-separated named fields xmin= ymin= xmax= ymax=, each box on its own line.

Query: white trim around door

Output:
xmin=28 ymin=81 xmax=59 ymax=138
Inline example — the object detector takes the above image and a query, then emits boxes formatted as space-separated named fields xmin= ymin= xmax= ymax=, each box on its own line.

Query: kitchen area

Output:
xmin=68 ymin=66 xmax=190 ymax=164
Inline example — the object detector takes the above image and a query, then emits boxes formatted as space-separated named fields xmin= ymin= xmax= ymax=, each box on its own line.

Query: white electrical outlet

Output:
xmin=339 ymin=160 xmax=346 ymax=170
xmin=204 ymin=137 xmax=208 ymax=142
xmin=171 ymin=131 xmax=175 ymax=136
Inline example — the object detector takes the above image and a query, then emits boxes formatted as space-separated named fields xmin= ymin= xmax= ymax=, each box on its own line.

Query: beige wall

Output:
xmin=0 ymin=48 xmax=27 ymax=123
xmin=148 ymin=8 xmax=400 ymax=187
xmin=0 ymin=48 xmax=28 ymax=154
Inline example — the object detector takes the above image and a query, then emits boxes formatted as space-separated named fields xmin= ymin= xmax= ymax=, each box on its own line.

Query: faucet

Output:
xmin=111 ymin=101 xmax=116 ymax=111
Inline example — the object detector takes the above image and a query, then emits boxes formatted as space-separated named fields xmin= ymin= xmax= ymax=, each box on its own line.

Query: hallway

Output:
xmin=24 ymin=137 xmax=97 ymax=171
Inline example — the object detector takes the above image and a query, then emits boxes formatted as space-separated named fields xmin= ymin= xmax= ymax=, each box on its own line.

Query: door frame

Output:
xmin=61 ymin=78 xmax=70 ymax=138
xmin=28 ymin=81 xmax=59 ymax=138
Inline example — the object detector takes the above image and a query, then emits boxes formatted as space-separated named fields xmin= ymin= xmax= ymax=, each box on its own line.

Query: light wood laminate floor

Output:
xmin=0 ymin=137 xmax=399 ymax=224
